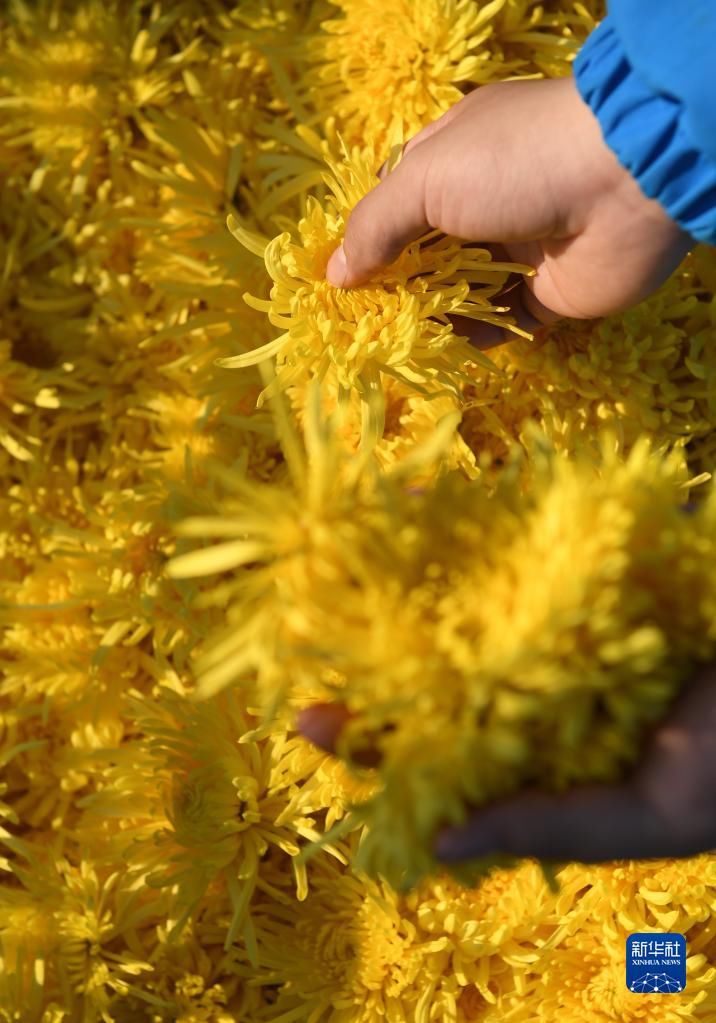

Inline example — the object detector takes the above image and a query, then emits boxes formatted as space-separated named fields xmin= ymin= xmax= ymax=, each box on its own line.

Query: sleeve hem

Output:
xmin=574 ymin=18 xmax=716 ymax=246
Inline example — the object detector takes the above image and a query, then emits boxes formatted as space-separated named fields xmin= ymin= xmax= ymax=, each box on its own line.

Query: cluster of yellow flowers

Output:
xmin=3 ymin=1 xmax=716 ymax=1021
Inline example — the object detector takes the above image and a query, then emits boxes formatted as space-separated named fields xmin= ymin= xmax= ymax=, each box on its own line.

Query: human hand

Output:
xmin=326 ymin=76 xmax=692 ymax=346
xmin=297 ymin=661 xmax=716 ymax=865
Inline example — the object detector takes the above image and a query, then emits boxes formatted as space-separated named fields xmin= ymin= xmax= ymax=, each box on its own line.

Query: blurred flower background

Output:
xmin=3 ymin=1 xmax=716 ymax=1020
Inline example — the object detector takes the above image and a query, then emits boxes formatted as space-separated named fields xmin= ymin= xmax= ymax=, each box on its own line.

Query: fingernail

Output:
xmin=296 ymin=703 xmax=352 ymax=753
xmin=326 ymin=244 xmax=348 ymax=287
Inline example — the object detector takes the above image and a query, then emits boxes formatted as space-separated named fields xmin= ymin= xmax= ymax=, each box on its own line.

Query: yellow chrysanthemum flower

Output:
xmin=1 ymin=459 xmax=194 ymax=707
xmin=165 ymin=382 xmax=452 ymax=701
xmin=299 ymin=0 xmax=600 ymax=152
xmin=524 ymin=917 xmax=716 ymax=1022
xmin=2 ymin=553 xmax=102 ymax=703
xmin=168 ymin=398 xmax=716 ymax=888
xmin=0 ymin=846 xmax=158 ymax=1020
xmin=80 ymin=685 xmax=348 ymax=954
xmin=237 ymin=845 xmax=433 ymax=1023
xmin=491 ymin=0 xmax=602 ymax=79
xmin=304 ymin=0 xmax=509 ymax=151
xmin=0 ymin=0 xmax=186 ymax=197
xmin=288 ymin=366 xmax=479 ymax=480
xmin=220 ymin=147 xmax=532 ymax=442
xmin=236 ymin=846 xmax=590 ymax=1023
xmin=592 ymin=857 xmax=716 ymax=936
xmin=103 ymin=892 xmax=264 ymax=1023
xmin=5 ymin=1 xmax=716 ymax=1019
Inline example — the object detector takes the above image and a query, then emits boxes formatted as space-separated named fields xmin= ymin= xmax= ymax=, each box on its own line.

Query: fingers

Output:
xmin=520 ymin=281 xmax=562 ymax=328
xmin=436 ymin=663 xmax=716 ymax=865
xmin=433 ymin=777 xmax=716 ymax=866
xmin=298 ymin=669 xmax=716 ymax=866
xmin=326 ymin=80 xmax=571 ymax=291
xmin=297 ymin=690 xmax=716 ymax=866
xmin=432 ymin=784 xmax=672 ymax=864
xmin=327 ymin=97 xmax=477 ymax=288
xmin=298 ymin=699 xmax=703 ymax=861
xmin=297 ymin=703 xmax=661 ymax=863
xmin=295 ymin=704 xmax=686 ymax=861
xmin=328 ymin=96 xmax=472 ymax=287
xmin=632 ymin=662 xmax=716 ymax=836
xmin=327 ymin=96 xmax=478 ymax=288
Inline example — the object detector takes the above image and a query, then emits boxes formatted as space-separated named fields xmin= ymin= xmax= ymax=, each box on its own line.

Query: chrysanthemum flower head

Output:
xmin=166 ymin=380 xmax=461 ymax=703
xmin=561 ymin=853 xmax=716 ymax=935
xmin=0 ymin=843 xmax=157 ymax=1020
xmin=80 ymin=684 xmax=347 ymax=954
xmin=302 ymin=0 xmax=508 ymax=150
xmin=296 ymin=0 xmax=600 ymax=152
xmin=0 ymin=0 xmax=190 ymax=197
xmin=241 ymin=846 xmax=577 ymax=1023
xmin=1 ymin=554 xmax=99 ymax=703
xmin=168 ymin=399 xmax=716 ymax=889
xmin=219 ymin=146 xmax=531 ymax=444
xmin=520 ymin=914 xmax=716 ymax=1023
xmin=239 ymin=846 xmax=430 ymax=1023
xmin=1 ymin=455 xmax=193 ymax=711
xmin=138 ymin=379 xmax=276 ymax=488
xmin=104 ymin=913 xmax=253 ymax=1023
xmin=492 ymin=0 xmax=601 ymax=79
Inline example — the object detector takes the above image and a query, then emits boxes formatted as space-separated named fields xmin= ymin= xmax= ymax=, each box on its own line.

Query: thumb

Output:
xmin=326 ymin=150 xmax=431 ymax=288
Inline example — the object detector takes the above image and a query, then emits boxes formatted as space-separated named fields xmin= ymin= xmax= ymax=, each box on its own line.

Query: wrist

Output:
xmin=574 ymin=17 xmax=716 ymax=247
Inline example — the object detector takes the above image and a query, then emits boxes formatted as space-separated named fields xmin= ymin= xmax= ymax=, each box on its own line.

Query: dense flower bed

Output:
xmin=2 ymin=2 xmax=716 ymax=1021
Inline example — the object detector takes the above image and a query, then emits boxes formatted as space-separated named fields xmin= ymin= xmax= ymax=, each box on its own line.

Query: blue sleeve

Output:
xmin=573 ymin=2 xmax=716 ymax=246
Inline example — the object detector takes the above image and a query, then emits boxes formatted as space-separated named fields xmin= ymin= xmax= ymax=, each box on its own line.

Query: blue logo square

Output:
xmin=626 ymin=932 xmax=686 ymax=993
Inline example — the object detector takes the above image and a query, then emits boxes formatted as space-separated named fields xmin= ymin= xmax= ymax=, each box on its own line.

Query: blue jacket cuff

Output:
xmin=574 ymin=18 xmax=716 ymax=247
